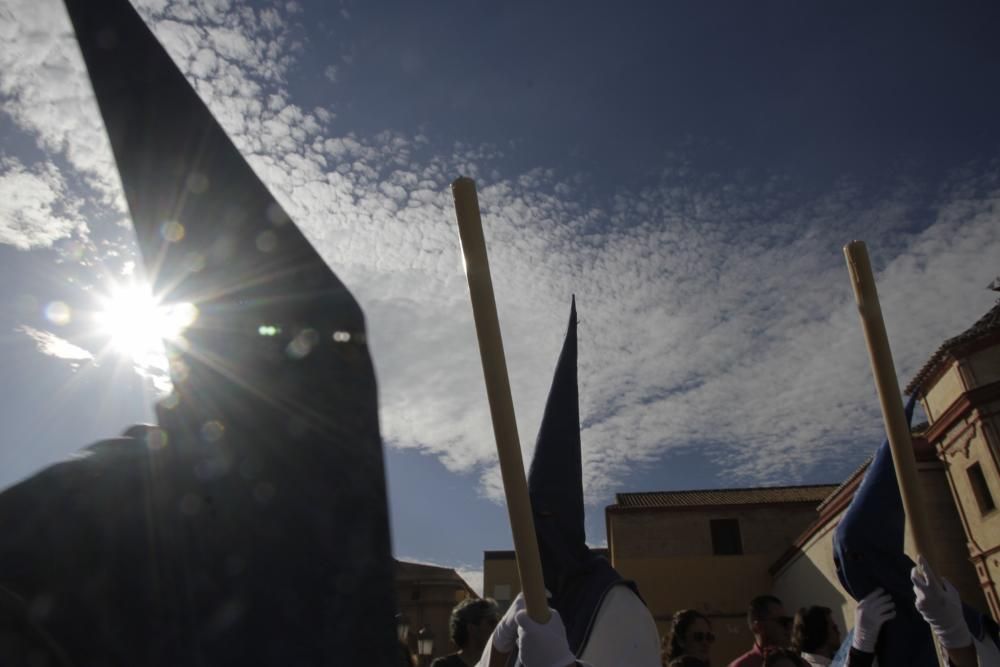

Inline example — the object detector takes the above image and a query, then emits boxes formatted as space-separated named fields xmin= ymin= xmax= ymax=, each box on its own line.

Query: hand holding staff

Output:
xmin=452 ymin=177 xmax=550 ymax=628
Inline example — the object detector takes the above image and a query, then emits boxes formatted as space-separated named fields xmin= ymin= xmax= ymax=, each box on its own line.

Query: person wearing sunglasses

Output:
xmin=729 ymin=595 xmax=793 ymax=667
xmin=790 ymin=606 xmax=840 ymax=667
xmin=663 ymin=609 xmax=715 ymax=667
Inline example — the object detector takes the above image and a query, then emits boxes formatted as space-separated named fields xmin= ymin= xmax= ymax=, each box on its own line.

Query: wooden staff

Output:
xmin=452 ymin=177 xmax=550 ymax=627
xmin=843 ymin=240 xmax=935 ymax=563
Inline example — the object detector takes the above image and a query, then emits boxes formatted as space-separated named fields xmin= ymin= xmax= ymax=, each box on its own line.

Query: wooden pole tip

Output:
xmin=452 ymin=176 xmax=476 ymax=190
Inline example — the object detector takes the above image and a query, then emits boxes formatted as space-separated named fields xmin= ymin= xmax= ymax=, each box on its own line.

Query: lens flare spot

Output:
xmin=256 ymin=230 xmax=278 ymax=252
xmin=170 ymin=334 xmax=191 ymax=353
xmin=286 ymin=328 xmax=319 ymax=359
xmin=186 ymin=172 xmax=210 ymax=193
xmin=64 ymin=240 xmax=86 ymax=260
xmin=201 ymin=420 xmax=225 ymax=443
xmin=45 ymin=301 xmax=71 ymax=326
xmin=266 ymin=203 xmax=290 ymax=226
xmin=170 ymin=358 xmax=190 ymax=382
xmin=166 ymin=302 xmax=199 ymax=329
xmin=211 ymin=236 xmax=235 ymax=262
xmin=332 ymin=330 xmax=351 ymax=343
xmin=145 ymin=428 xmax=169 ymax=450
xmin=161 ymin=221 xmax=185 ymax=242
xmin=183 ymin=251 xmax=206 ymax=273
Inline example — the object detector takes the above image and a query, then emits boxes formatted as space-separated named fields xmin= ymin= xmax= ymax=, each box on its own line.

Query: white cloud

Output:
xmin=0 ymin=0 xmax=122 ymax=205
xmin=3 ymin=0 xmax=999 ymax=511
xmin=131 ymin=363 xmax=174 ymax=398
xmin=0 ymin=158 xmax=82 ymax=249
xmin=133 ymin=0 xmax=170 ymax=13
xmin=17 ymin=325 xmax=94 ymax=365
xmin=332 ymin=163 xmax=1000 ymax=501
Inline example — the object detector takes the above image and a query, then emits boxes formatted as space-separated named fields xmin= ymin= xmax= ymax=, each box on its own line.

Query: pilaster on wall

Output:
xmin=925 ymin=383 xmax=1000 ymax=621
xmin=974 ymin=556 xmax=1000 ymax=620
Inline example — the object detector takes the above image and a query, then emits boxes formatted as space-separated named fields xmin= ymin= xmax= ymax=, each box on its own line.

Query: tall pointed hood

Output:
xmin=529 ymin=297 xmax=587 ymax=558
xmin=0 ymin=1 xmax=396 ymax=664
xmin=527 ymin=297 xmax=637 ymax=655
xmin=833 ymin=394 xmax=998 ymax=664
xmin=833 ymin=395 xmax=937 ymax=665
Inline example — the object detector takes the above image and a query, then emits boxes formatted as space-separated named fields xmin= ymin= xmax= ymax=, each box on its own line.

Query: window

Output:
xmin=493 ymin=584 xmax=511 ymax=602
xmin=968 ymin=463 xmax=996 ymax=515
xmin=711 ymin=518 xmax=743 ymax=555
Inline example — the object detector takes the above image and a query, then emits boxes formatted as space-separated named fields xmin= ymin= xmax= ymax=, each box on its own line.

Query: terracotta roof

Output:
xmin=906 ymin=299 xmax=1000 ymax=395
xmin=613 ymin=484 xmax=839 ymax=509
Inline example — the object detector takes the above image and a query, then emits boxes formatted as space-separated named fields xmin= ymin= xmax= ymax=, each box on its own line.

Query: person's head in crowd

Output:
xmin=748 ymin=595 xmax=792 ymax=649
xmin=762 ymin=647 xmax=808 ymax=667
xmin=448 ymin=597 xmax=499 ymax=655
xmin=664 ymin=609 xmax=714 ymax=665
xmin=791 ymin=606 xmax=840 ymax=658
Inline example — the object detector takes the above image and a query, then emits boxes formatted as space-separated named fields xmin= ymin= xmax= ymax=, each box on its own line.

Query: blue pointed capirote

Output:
xmin=833 ymin=394 xmax=998 ymax=664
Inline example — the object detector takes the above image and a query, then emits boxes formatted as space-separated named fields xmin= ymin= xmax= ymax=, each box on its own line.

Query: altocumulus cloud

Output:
xmin=17 ymin=325 xmax=94 ymax=367
xmin=0 ymin=158 xmax=83 ymax=250
xmin=2 ymin=0 xmax=999 ymax=506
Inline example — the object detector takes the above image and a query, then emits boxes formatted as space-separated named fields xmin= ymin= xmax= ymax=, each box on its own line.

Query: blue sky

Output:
xmin=2 ymin=0 xmax=1000 ymax=594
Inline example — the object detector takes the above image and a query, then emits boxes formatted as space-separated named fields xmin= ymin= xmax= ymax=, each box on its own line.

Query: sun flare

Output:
xmin=95 ymin=284 xmax=198 ymax=363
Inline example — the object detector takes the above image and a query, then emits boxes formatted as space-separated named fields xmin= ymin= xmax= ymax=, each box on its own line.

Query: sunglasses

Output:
xmin=690 ymin=631 xmax=715 ymax=643
xmin=774 ymin=616 xmax=794 ymax=629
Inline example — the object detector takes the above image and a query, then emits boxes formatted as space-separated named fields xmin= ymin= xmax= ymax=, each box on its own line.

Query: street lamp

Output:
xmin=395 ymin=613 xmax=411 ymax=643
xmin=417 ymin=626 xmax=435 ymax=664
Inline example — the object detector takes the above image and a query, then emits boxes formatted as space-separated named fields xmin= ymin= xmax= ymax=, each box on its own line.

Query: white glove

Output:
xmin=911 ymin=554 xmax=973 ymax=649
xmin=514 ymin=608 xmax=576 ymax=667
xmin=492 ymin=594 xmax=527 ymax=653
xmin=852 ymin=587 xmax=896 ymax=653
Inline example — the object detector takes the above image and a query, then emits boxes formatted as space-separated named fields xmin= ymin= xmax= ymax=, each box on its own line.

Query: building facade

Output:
xmin=482 ymin=548 xmax=610 ymax=613
xmin=482 ymin=550 xmax=522 ymax=612
xmin=477 ymin=296 xmax=1000 ymax=663
xmin=395 ymin=559 xmax=477 ymax=661
xmin=770 ymin=427 xmax=987 ymax=635
xmin=605 ymin=486 xmax=836 ymax=662
xmin=907 ymin=298 xmax=1000 ymax=617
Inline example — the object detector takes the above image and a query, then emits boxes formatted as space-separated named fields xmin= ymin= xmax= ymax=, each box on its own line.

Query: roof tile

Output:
xmin=906 ymin=299 xmax=1000 ymax=395
xmin=613 ymin=484 xmax=838 ymax=509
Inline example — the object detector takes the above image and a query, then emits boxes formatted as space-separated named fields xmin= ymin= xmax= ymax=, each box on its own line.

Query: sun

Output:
xmin=95 ymin=283 xmax=198 ymax=363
